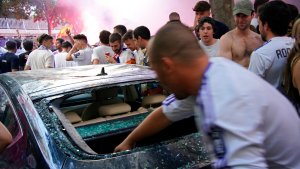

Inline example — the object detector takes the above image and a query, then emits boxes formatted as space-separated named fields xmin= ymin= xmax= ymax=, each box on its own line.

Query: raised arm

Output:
xmin=114 ymin=107 xmax=172 ymax=152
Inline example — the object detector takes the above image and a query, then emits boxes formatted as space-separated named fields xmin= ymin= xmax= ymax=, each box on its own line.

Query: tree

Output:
xmin=30 ymin=0 xmax=62 ymax=35
xmin=0 ymin=0 xmax=31 ymax=19
xmin=30 ymin=0 xmax=83 ymax=35
xmin=210 ymin=0 xmax=235 ymax=29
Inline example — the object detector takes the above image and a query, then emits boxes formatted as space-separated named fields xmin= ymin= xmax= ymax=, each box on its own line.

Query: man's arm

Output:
xmin=66 ymin=28 xmax=75 ymax=45
xmin=92 ymin=59 xmax=100 ymax=64
xmin=24 ymin=65 xmax=31 ymax=70
xmin=66 ymin=43 xmax=79 ymax=61
xmin=114 ymin=107 xmax=172 ymax=152
xmin=293 ymin=59 xmax=300 ymax=95
xmin=0 ymin=122 xmax=12 ymax=152
xmin=218 ymin=34 xmax=233 ymax=59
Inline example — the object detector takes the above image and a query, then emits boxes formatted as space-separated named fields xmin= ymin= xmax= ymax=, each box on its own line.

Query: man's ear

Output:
xmin=161 ymin=57 xmax=175 ymax=74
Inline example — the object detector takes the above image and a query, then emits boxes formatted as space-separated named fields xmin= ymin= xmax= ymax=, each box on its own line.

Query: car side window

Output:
xmin=0 ymin=87 xmax=20 ymax=138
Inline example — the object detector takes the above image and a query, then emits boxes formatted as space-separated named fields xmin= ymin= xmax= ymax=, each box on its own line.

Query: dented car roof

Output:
xmin=1 ymin=64 xmax=156 ymax=100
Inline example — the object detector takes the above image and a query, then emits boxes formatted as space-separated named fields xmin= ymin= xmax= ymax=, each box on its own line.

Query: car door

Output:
xmin=0 ymin=86 xmax=37 ymax=169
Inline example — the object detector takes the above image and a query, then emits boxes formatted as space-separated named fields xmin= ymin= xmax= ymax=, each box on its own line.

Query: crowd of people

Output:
xmin=1 ymin=0 xmax=300 ymax=168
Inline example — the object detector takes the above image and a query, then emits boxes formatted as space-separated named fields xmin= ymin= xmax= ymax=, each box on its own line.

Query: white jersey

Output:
xmin=248 ymin=36 xmax=294 ymax=88
xmin=199 ymin=39 xmax=220 ymax=58
xmin=26 ymin=46 xmax=54 ymax=70
xmin=91 ymin=45 xmax=114 ymax=64
xmin=72 ymin=47 xmax=93 ymax=66
xmin=114 ymin=48 xmax=136 ymax=64
xmin=163 ymin=57 xmax=300 ymax=169
xmin=54 ymin=52 xmax=77 ymax=68
xmin=134 ymin=48 xmax=146 ymax=65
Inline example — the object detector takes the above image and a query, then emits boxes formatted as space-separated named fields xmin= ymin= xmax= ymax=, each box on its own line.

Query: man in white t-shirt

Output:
xmin=54 ymin=41 xmax=77 ymax=68
xmin=25 ymin=34 xmax=54 ymax=70
xmin=106 ymin=33 xmax=136 ymax=64
xmin=115 ymin=22 xmax=300 ymax=169
xmin=91 ymin=30 xmax=114 ymax=64
xmin=196 ymin=17 xmax=220 ymax=58
xmin=249 ymin=1 xmax=294 ymax=88
xmin=66 ymin=34 xmax=92 ymax=66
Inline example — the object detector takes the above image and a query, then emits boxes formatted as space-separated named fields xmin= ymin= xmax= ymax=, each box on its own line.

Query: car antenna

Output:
xmin=97 ymin=67 xmax=108 ymax=76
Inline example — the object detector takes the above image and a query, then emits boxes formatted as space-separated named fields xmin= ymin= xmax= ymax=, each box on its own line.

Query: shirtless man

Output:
xmin=218 ymin=0 xmax=263 ymax=68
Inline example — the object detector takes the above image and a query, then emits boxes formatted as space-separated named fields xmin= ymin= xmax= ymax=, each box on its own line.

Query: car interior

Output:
xmin=53 ymin=81 xmax=198 ymax=154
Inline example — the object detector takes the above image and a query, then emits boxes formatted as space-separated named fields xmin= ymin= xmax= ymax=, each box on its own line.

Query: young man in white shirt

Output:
xmin=66 ymin=34 xmax=93 ymax=66
xmin=54 ymin=41 xmax=77 ymax=68
xmin=196 ymin=17 xmax=220 ymax=58
xmin=249 ymin=1 xmax=294 ymax=88
xmin=25 ymin=34 xmax=54 ymax=70
xmin=91 ymin=30 xmax=114 ymax=64
xmin=115 ymin=22 xmax=300 ymax=169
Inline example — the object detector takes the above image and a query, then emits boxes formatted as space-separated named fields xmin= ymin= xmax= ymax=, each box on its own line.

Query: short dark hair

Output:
xmin=114 ymin=25 xmax=127 ymax=36
xmin=254 ymin=0 xmax=269 ymax=13
xmin=169 ymin=12 xmax=180 ymax=21
xmin=193 ymin=1 xmax=211 ymax=12
xmin=22 ymin=39 xmax=33 ymax=51
xmin=73 ymin=34 xmax=88 ymax=43
xmin=38 ymin=34 xmax=53 ymax=45
xmin=5 ymin=40 xmax=17 ymax=51
xmin=56 ymin=38 xmax=64 ymax=44
xmin=258 ymin=1 xmax=290 ymax=36
xmin=61 ymin=41 xmax=72 ymax=49
xmin=122 ymin=30 xmax=134 ymax=41
xmin=99 ymin=30 xmax=111 ymax=45
xmin=196 ymin=17 xmax=216 ymax=33
xmin=133 ymin=26 xmax=151 ymax=40
xmin=109 ymin=33 xmax=122 ymax=43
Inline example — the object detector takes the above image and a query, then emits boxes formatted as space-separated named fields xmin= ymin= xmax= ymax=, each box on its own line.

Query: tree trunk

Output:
xmin=209 ymin=0 xmax=235 ymax=29
xmin=47 ymin=19 xmax=52 ymax=35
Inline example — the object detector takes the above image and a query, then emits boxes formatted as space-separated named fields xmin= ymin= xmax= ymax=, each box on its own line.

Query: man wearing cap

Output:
xmin=249 ymin=1 xmax=294 ymax=89
xmin=218 ymin=0 xmax=263 ymax=68
xmin=193 ymin=1 xmax=229 ymax=39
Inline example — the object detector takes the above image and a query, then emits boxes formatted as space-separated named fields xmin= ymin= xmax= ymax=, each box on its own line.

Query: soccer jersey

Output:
xmin=26 ymin=45 xmax=54 ymax=69
xmin=248 ymin=36 xmax=294 ymax=88
xmin=162 ymin=57 xmax=300 ymax=168
xmin=72 ymin=47 xmax=93 ymax=66
xmin=113 ymin=48 xmax=136 ymax=64
xmin=91 ymin=45 xmax=114 ymax=64
xmin=199 ymin=39 xmax=220 ymax=58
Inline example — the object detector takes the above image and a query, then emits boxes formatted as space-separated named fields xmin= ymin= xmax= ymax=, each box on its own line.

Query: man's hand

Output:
xmin=66 ymin=28 xmax=71 ymax=36
xmin=105 ymin=54 xmax=117 ymax=63
xmin=114 ymin=139 xmax=135 ymax=152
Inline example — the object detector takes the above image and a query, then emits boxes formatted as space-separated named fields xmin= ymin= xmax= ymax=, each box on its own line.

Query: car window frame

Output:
xmin=0 ymin=85 xmax=24 ymax=148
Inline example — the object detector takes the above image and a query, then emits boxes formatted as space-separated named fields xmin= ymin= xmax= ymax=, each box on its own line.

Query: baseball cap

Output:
xmin=193 ymin=1 xmax=211 ymax=12
xmin=233 ymin=0 xmax=254 ymax=16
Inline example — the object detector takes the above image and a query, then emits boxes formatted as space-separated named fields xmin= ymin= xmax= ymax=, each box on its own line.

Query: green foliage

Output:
xmin=0 ymin=0 xmax=84 ymax=35
xmin=0 ymin=0 xmax=32 ymax=19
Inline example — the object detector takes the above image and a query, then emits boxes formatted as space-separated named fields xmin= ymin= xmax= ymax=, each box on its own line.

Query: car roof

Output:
xmin=1 ymin=64 xmax=156 ymax=100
